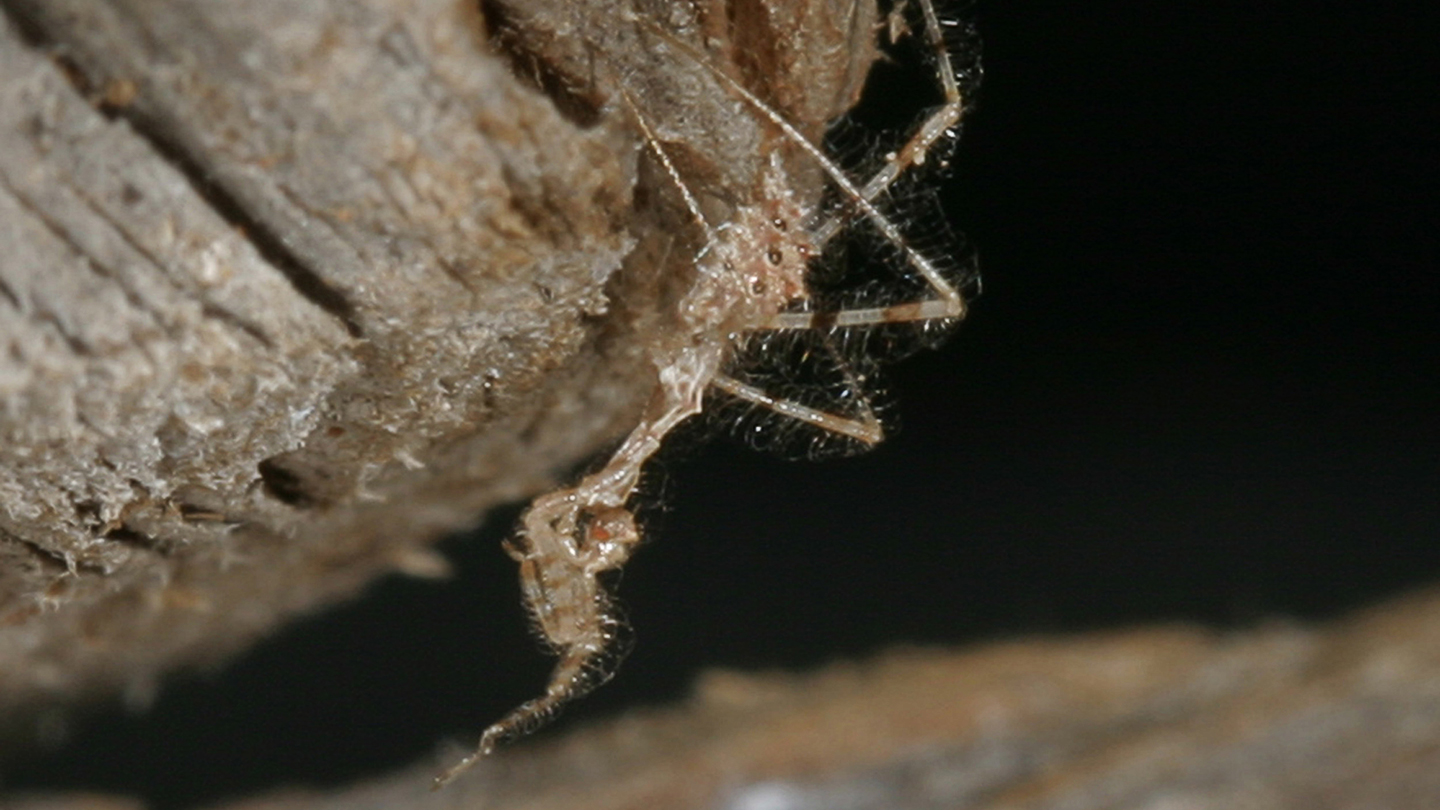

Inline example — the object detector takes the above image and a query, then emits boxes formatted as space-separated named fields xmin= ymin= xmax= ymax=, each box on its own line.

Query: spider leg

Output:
xmin=639 ymin=0 xmax=968 ymax=321
xmin=762 ymin=295 xmax=962 ymax=330
xmin=440 ymin=346 xmax=718 ymax=784
xmin=711 ymin=374 xmax=883 ymax=445
xmin=815 ymin=0 xmax=963 ymax=245
xmin=433 ymin=612 xmax=622 ymax=788
xmin=436 ymin=495 xmax=637 ymax=788
xmin=617 ymin=85 xmax=715 ymax=238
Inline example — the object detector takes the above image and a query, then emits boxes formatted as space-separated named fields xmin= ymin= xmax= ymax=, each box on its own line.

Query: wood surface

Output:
xmin=0 ymin=0 xmax=874 ymax=746
xmin=12 ymin=588 xmax=1440 ymax=809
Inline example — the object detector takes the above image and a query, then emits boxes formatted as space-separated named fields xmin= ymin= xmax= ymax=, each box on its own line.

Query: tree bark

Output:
xmin=0 ymin=0 xmax=875 ymax=744
xmin=13 ymin=588 xmax=1440 ymax=810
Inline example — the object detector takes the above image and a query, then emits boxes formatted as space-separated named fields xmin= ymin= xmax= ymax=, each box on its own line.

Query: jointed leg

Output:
xmin=761 ymin=295 xmax=963 ymax=330
xmin=436 ymin=349 xmax=719 ymax=787
xmin=641 ymin=0 xmax=968 ymax=325
xmin=710 ymin=374 xmax=883 ymax=445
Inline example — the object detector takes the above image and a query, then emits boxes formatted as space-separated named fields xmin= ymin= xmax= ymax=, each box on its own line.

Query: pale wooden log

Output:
xmin=0 ymin=0 xmax=875 ymax=745
xmin=13 ymin=589 xmax=1440 ymax=810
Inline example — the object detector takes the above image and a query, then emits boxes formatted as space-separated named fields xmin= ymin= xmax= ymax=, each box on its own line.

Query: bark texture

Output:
xmin=0 ymin=0 xmax=875 ymax=744
xmin=14 ymin=588 xmax=1440 ymax=810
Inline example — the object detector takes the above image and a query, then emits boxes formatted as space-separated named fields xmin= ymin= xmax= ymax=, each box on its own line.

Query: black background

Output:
xmin=9 ymin=2 xmax=1439 ymax=807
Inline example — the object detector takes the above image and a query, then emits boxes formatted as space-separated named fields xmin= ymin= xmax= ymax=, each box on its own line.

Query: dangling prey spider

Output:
xmin=436 ymin=0 xmax=977 ymax=786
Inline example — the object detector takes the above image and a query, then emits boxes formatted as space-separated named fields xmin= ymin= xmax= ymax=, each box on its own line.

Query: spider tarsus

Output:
xmin=431 ymin=751 xmax=481 ymax=790
xmin=433 ymin=620 xmax=620 ymax=787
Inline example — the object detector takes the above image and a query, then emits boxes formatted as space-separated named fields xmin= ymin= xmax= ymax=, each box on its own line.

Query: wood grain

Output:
xmin=0 ymin=0 xmax=875 ymax=747
xmin=13 ymin=588 xmax=1438 ymax=810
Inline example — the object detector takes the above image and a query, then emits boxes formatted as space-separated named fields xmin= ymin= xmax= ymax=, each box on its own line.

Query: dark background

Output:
xmin=9 ymin=2 xmax=1439 ymax=807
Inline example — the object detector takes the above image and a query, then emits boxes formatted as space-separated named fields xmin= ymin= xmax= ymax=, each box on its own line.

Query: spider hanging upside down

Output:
xmin=436 ymin=0 xmax=977 ymax=786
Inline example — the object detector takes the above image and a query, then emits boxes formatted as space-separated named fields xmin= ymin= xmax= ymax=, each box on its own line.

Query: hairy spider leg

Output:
xmin=432 ymin=518 xmax=629 ymax=787
xmin=641 ymin=0 xmax=968 ymax=330
xmin=435 ymin=349 xmax=718 ymax=789
xmin=710 ymin=374 xmax=883 ymax=444
xmin=812 ymin=0 xmax=965 ymax=247
xmin=641 ymin=0 xmax=967 ymax=441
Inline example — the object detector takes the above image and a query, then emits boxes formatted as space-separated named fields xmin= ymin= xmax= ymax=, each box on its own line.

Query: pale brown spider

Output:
xmin=436 ymin=0 xmax=975 ymax=787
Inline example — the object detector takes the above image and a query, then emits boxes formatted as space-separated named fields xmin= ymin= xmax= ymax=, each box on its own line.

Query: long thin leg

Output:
xmin=812 ymin=0 xmax=964 ymax=245
xmin=617 ymin=86 xmax=715 ymax=240
xmin=710 ymin=374 xmax=883 ymax=445
xmin=761 ymin=295 xmax=962 ymax=330
xmin=435 ymin=347 xmax=720 ymax=787
xmin=433 ymin=616 xmax=620 ymax=787
xmin=638 ymin=0 xmax=967 ymax=313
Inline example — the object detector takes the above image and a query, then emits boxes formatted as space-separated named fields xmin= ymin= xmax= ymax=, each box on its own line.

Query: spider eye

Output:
xmin=765 ymin=247 xmax=783 ymax=266
xmin=750 ymin=279 xmax=767 ymax=295
xmin=772 ymin=217 xmax=788 ymax=231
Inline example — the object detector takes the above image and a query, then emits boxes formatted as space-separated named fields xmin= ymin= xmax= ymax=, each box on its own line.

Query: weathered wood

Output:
xmin=0 ymin=0 xmax=875 ymax=745
xmin=409 ymin=589 xmax=1440 ymax=810
xmin=15 ymin=588 xmax=1440 ymax=810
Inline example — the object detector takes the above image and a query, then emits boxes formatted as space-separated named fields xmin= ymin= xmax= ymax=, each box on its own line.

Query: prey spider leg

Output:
xmin=711 ymin=374 xmax=883 ymax=445
xmin=436 ymin=0 xmax=975 ymax=788
xmin=436 ymin=347 xmax=709 ymax=786
xmin=819 ymin=0 xmax=965 ymax=232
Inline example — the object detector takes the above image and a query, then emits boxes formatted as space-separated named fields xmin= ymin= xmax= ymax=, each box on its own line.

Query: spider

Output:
xmin=436 ymin=0 xmax=976 ymax=786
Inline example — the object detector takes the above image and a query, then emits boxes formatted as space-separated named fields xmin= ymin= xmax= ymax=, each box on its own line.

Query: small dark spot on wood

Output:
xmin=178 ymin=506 xmax=227 ymax=523
xmin=104 ymin=526 xmax=161 ymax=552
xmin=377 ymin=24 xmax=421 ymax=67
xmin=257 ymin=456 xmax=318 ymax=508
xmin=200 ymin=302 xmax=275 ymax=349
xmin=169 ymin=484 xmax=230 ymax=522
xmin=0 ymin=1 xmax=55 ymax=48
xmin=480 ymin=368 xmax=503 ymax=410
xmin=120 ymin=183 xmax=144 ymax=206
xmin=72 ymin=499 xmax=104 ymax=529
xmin=0 ymin=276 xmax=20 ymax=309
xmin=25 ymin=113 xmax=47 ymax=144
xmin=14 ymin=538 xmax=68 ymax=573
xmin=50 ymin=53 xmax=93 ymax=97
xmin=257 ymin=450 xmax=349 ymax=508
xmin=479 ymin=0 xmax=603 ymax=128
